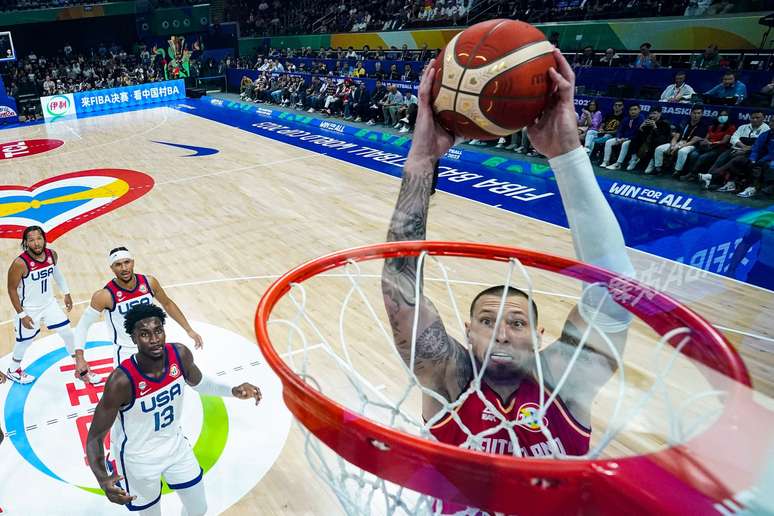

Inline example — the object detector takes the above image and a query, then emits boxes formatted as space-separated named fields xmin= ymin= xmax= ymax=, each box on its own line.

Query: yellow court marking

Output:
xmin=0 ymin=179 xmax=128 ymax=218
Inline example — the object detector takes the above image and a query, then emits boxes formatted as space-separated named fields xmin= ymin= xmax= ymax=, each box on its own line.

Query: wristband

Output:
xmin=18 ymin=311 xmax=27 ymax=318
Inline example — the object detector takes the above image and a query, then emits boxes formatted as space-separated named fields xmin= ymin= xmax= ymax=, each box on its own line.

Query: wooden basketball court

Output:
xmin=1 ymin=105 xmax=772 ymax=514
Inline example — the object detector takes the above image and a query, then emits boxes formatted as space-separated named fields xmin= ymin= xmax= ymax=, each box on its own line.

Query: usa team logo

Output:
xmin=0 ymin=321 xmax=290 ymax=514
xmin=138 ymin=380 xmax=147 ymax=391
xmin=116 ymin=291 xmax=124 ymax=299
xmin=515 ymin=402 xmax=548 ymax=432
xmin=47 ymin=256 xmax=53 ymax=265
xmin=139 ymin=284 xmax=148 ymax=294
xmin=170 ymin=363 xmax=180 ymax=378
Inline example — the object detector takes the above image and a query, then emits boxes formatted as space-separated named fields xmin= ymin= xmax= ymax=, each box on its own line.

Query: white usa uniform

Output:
xmin=104 ymin=273 xmax=154 ymax=363
xmin=109 ymin=343 xmax=202 ymax=511
xmin=14 ymin=248 xmax=70 ymax=343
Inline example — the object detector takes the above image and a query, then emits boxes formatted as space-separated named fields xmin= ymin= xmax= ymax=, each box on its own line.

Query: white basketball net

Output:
xmin=267 ymin=250 xmax=727 ymax=516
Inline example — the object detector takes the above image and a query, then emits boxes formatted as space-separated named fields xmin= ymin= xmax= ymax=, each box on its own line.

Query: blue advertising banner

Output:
xmin=73 ymin=80 xmax=186 ymax=115
xmin=192 ymin=96 xmax=772 ymax=291
xmin=0 ymin=74 xmax=19 ymax=125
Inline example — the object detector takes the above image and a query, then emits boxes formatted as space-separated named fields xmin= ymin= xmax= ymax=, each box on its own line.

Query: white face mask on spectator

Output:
xmin=718 ymin=115 xmax=729 ymax=124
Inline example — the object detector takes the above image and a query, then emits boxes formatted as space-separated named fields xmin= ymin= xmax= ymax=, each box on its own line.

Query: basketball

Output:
xmin=430 ymin=19 xmax=557 ymax=140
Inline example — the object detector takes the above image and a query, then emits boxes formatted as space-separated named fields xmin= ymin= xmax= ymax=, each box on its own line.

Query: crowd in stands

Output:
xmin=0 ymin=0 xmax=193 ymax=11
xmin=1 ymin=38 xmax=206 ymax=120
xmin=230 ymin=43 xmax=774 ymax=198
xmin=225 ymin=0 xmax=769 ymax=37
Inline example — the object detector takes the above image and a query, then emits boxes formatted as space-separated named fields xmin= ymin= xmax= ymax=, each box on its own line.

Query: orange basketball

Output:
xmin=431 ymin=19 xmax=557 ymax=140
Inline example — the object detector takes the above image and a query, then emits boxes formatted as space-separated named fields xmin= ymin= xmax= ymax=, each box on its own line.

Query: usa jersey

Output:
xmin=111 ymin=344 xmax=187 ymax=461
xmin=17 ymin=248 xmax=58 ymax=310
xmin=430 ymin=377 xmax=590 ymax=457
xmin=104 ymin=274 xmax=154 ymax=348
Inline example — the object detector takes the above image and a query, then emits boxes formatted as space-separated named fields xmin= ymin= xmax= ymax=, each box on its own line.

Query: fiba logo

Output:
xmin=515 ymin=402 xmax=548 ymax=432
xmin=46 ymin=95 xmax=71 ymax=117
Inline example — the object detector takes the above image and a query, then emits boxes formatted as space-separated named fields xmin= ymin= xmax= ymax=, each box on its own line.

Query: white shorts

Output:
xmin=110 ymin=437 xmax=203 ymax=512
xmin=14 ymin=301 xmax=69 ymax=343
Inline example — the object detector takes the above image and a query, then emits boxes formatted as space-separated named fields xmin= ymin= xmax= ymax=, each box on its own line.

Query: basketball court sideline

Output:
xmin=0 ymin=105 xmax=773 ymax=514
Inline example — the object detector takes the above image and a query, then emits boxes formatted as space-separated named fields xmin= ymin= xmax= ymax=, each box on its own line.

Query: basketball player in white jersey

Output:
xmin=6 ymin=226 xmax=98 ymax=384
xmin=86 ymin=304 xmax=261 ymax=515
xmin=381 ymin=51 xmax=634 ymax=472
xmin=73 ymin=246 xmax=204 ymax=379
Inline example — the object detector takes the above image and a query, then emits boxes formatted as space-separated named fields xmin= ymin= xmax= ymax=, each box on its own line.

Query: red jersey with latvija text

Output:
xmin=429 ymin=376 xmax=591 ymax=457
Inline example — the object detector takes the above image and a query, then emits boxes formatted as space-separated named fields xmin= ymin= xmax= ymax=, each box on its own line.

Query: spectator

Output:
xmin=366 ymin=79 xmax=387 ymax=125
xmin=305 ymin=76 xmax=326 ymax=112
xmin=684 ymin=109 xmax=735 ymax=183
xmin=577 ymin=100 xmax=603 ymax=143
xmin=633 ymin=42 xmax=658 ymax=69
xmin=737 ymin=128 xmax=774 ymax=198
xmin=660 ymin=72 xmax=696 ymax=103
xmin=598 ymin=48 xmax=621 ymax=68
xmin=705 ymin=110 xmax=770 ymax=191
xmin=401 ymin=64 xmax=416 ymax=82
xmin=574 ymin=46 xmax=596 ymax=68
xmin=352 ymin=61 xmax=367 ymax=78
xmin=626 ymin=106 xmax=673 ymax=171
xmin=705 ymin=72 xmax=747 ymax=105
xmin=381 ymin=85 xmax=404 ymax=127
xmin=388 ymin=64 xmax=400 ymax=80
xmin=691 ymin=44 xmax=721 ymax=70
xmin=646 ymin=105 xmax=707 ymax=176
xmin=396 ymin=89 xmax=418 ymax=132
xmin=347 ymin=81 xmax=370 ymax=121
xmin=371 ymin=61 xmax=385 ymax=80
xmin=585 ymin=99 xmax=625 ymax=156
xmin=684 ymin=0 xmax=712 ymax=16
xmin=602 ymin=104 xmax=645 ymax=169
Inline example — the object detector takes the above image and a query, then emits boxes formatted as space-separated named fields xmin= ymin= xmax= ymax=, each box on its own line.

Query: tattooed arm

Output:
xmin=381 ymin=61 xmax=471 ymax=415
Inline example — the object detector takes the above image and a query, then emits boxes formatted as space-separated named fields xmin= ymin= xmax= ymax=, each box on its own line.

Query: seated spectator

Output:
xmin=401 ymin=64 xmax=416 ymax=82
xmin=684 ymin=0 xmax=712 ymax=16
xmin=683 ymin=109 xmax=735 ymax=182
xmin=585 ymin=99 xmax=624 ymax=156
xmin=352 ymin=61 xmax=367 ymax=78
xmin=370 ymin=61 xmax=385 ymax=80
xmin=761 ymin=77 xmax=774 ymax=108
xmin=705 ymin=72 xmax=747 ymax=105
xmin=704 ymin=110 xmax=770 ymax=192
xmin=646 ymin=105 xmax=707 ymax=175
xmin=366 ymin=79 xmax=387 ymax=125
xmin=574 ymin=46 xmax=596 ymax=68
xmin=305 ymin=76 xmax=326 ymax=112
xmin=729 ymin=129 xmax=774 ymax=198
xmin=346 ymin=81 xmax=370 ymax=121
xmin=577 ymin=100 xmax=603 ymax=143
xmin=691 ymin=44 xmax=721 ymax=70
xmin=323 ymin=78 xmax=349 ymax=116
xmin=598 ymin=48 xmax=621 ymax=68
xmin=602 ymin=104 xmax=645 ymax=169
xmin=626 ymin=107 xmax=673 ymax=171
xmin=396 ymin=89 xmax=418 ymax=132
xmin=388 ymin=64 xmax=400 ymax=80
xmin=381 ymin=85 xmax=403 ymax=127
xmin=660 ymin=72 xmax=696 ymax=103
xmin=633 ymin=42 xmax=658 ymax=69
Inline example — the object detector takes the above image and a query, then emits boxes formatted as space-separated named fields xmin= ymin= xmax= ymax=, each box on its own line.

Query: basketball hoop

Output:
xmin=255 ymin=241 xmax=768 ymax=515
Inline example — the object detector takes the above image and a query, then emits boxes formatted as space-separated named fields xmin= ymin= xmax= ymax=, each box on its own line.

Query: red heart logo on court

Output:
xmin=0 ymin=169 xmax=154 ymax=241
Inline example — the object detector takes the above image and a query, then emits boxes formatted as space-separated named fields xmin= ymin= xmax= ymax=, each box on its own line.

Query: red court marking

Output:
xmin=0 ymin=139 xmax=64 ymax=160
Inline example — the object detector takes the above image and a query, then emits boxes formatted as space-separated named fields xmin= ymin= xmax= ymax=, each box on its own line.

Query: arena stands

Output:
xmin=224 ymin=0 xmax=772 ymax=37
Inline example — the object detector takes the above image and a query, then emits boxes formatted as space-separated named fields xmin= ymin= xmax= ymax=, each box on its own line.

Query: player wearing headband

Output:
xmin=6 ymin=226 xmax=98 ymax=384
xmin=73 ymin=247 xmax=204 ymax=380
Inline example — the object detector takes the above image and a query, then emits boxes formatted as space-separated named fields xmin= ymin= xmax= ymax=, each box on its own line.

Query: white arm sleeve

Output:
xmin=549 ymin=147 xmax=636 ymax=333
xmin=191 ymin=375 xmax=234 ymax=398
xmin=74 ymin=306 xmax=101 ymax=352
xmin=52 ymin=266 xmax=70 ymax=295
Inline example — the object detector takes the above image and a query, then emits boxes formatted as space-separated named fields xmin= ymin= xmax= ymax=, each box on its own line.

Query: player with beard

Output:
xmin=381 ymin=51 xmax=635 ymax=464
xmin=5 ymin=226 xmax=96 ymax=384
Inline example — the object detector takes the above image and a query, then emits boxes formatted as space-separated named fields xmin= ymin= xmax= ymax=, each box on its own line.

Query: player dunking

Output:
xmin=74 ymin=247 xmax=204 ymax=379
xmin=382 ymin=51 xmax=635 ymax=464
xmin=86 ymin=304 xmax=261 ymax=515
xmin=6 ymin=226 xmax=98 ymax=384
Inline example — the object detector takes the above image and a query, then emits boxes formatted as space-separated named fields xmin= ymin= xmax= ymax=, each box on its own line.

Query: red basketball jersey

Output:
xmin=430 ymin=376 xmax=591 ymax=457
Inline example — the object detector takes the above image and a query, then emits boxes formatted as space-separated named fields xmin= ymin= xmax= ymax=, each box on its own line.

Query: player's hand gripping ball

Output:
xmin=430 ymin=19 xmax=557 ymax=140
